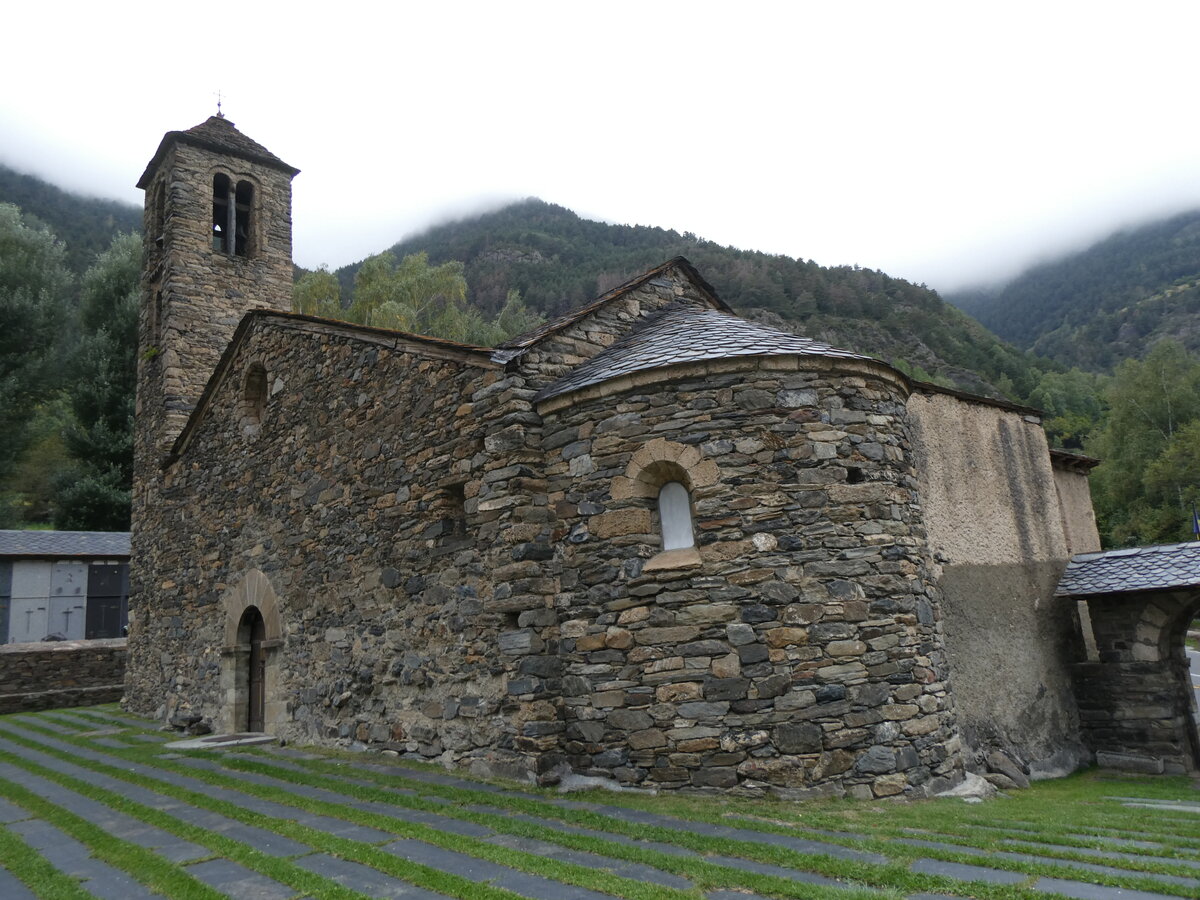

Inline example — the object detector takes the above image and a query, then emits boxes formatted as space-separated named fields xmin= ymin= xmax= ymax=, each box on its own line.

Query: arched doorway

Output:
xmin=220 ymin=569 xmax=283 ymax=735
xmin=238 ymin=606 xmax=266 ymax=732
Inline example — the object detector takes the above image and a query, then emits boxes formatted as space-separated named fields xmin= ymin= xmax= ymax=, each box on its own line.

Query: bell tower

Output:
xmin=132 ymin=115 xmax=299 ymax=489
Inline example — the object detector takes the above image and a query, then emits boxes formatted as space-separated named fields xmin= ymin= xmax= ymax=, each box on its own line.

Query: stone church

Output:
xmin=124 ymin=116 xmax=1200 ymax=797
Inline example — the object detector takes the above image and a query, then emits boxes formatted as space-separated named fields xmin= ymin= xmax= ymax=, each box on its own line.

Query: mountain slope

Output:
xmin=0 ymin=164 xmax=142 ymax=275
xmin=337 ymin=199 xmax=1044 ymax=398
xmin=949 ymin=209 xmax=1200 ymax=371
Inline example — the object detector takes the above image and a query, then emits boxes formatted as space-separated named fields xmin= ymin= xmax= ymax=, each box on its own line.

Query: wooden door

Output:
xmin=247 ymin=609 xmax=266 ymax=732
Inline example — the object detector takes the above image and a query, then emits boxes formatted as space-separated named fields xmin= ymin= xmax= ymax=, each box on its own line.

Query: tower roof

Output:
xmin=137 ymin=116 xmax=300 ymax=188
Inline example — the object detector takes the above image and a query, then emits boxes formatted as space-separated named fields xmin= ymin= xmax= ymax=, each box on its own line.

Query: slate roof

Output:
xmin=138 ymin=116 xmax=300 ymax=188
xmin=0 ymin=530 xmax=130 ymax=559
xmin=492 ymin=257 xmax=730 ymax=364
xmin=535 ymin=302 xmax=876 ymax=402
xmin=1055 ymin=542 xmax=1200 ymax=598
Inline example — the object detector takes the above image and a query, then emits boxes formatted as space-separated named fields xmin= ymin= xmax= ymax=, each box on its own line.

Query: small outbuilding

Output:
xmin=0 ymin=531 xmax=131 ymax=643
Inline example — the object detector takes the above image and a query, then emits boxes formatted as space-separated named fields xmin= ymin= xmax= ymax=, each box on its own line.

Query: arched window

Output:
xmin=234 ymin=180 xmax=254 ymax=256
xmin=240 ymin=363 xmax=268 ymax=437
xmin=658 ymin=481 xmax=694 ymax=551
xmin=212 ymin=174 xmax=231 ymax=252
xmin=212 ymin=175 xmax=254 ymax=257
xmin=152 ymin=181 xmax=166 ymax=245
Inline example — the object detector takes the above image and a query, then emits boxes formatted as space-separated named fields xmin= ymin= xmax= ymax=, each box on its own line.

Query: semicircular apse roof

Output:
xmin=534 ymin=302 xmax=878 ymax=403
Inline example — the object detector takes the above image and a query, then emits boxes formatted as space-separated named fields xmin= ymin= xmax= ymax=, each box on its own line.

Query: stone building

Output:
xmin=124 ymin=117 xmax=1191 ymax=797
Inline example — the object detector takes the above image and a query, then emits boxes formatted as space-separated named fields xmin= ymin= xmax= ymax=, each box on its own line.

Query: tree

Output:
xmin=1024 ymin=368 xmax=1107 ymax=449
xmin=321 ymin=251 xmax=544 ymax=345
xmin=0 ymin=203 xmax=72 ymax=524
xmin=52 ymin=233 xmax=140 ymax=531
xmin=1088 ymin=340 xmax=1200 ymax=546
xmin=349 ymin=251 xmax=468 ymax=332
xmin=292 ymin=265 xmax=342 ymax=318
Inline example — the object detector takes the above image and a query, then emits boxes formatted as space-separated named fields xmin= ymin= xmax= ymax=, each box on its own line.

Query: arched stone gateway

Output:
xmin=1058 ymin=543 xmax=1200 ymax=774
xmin=219 ymin=569 xmax=283 ymax=734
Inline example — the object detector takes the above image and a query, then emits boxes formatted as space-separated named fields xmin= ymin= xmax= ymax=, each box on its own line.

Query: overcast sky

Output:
xmin=3 ymin=1 xmax=1199 ymax=292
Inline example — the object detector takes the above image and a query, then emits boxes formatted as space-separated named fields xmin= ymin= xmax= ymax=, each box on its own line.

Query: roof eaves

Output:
xmin=137 ymin=125 xmax=301 ymax=189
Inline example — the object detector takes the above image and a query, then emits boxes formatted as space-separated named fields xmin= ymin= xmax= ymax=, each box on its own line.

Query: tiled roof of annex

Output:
xmin=0 ymin=530 xmax=130 ymax=559
xmin=1055 ymin=542 xmax=1200 ymax=598
xmin=138 ymin=116 xmax=300 ymax=188
xmin=534 ymin=301 xmax=876 ymax=403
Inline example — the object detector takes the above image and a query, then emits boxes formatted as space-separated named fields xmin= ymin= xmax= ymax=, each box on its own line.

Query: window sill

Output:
xmin=644 ymin=547 xmax=702 ymax=573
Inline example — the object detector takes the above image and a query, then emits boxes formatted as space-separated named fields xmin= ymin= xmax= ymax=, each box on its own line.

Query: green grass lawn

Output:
xmin=0 ymin=705 xmax=1198 ymax=900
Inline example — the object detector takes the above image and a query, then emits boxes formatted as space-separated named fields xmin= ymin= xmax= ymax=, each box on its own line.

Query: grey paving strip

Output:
xmin=482 ymin=832 xmax=693 ymax=889
xmin=383 ymin=837 xmax=636 ymax=900
xmin=184 ymin=858 xmax=296 ymax=900
xmin=1066 ymin=834 xmax=1171 ymax=851
xmin=1107 ymin=797 xmax=1200 ymax=811
xmin=0 ymin=759 xmax=209 ymax=863
xmin=0 ymin=865 xmax=37 ymax=900
xmin=94 ymin=737 xmax=135 ymax=748
xmin=1032 ymin=876 xmax=1188 ymax=899
xmin=0 ymin=796 xmax=31 ymax=823
xmin=1122 ymin=802 xmax=1200 ymax=815
xmin=7 ymin=818 xmax=166 ymax=899
xmin=898 ymin=834 xmax=1200 ymax=889
xmin=9 ymin=713 xmax=78 ymax=734
xmin=1001 ymin=837 xmax=1200 ymax=870
xmin=291 ymin=853 xmax=454 ymax=899
xmin=910 ymin=857 xmax=1027 ymax=885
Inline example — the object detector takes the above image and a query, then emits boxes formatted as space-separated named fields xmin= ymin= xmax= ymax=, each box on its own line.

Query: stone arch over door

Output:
xmin=219 ymin=569 xmax=284 ymax=734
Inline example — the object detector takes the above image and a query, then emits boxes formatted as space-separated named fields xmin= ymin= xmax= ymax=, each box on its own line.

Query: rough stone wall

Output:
xmin=534 ymin=359 xmax=963 ymax=798
xmin=0 ymin=639 xmax=126 ymax=713
xmin=1076 ymin=589 xmax=1200 ymax=774
xmin=907 ymin=390 xmax=1087 ymax=776
xmin=515 ymin=266 xmax=718 ymax=394
xmin=125 ymin=318 xmax=550 ymax=770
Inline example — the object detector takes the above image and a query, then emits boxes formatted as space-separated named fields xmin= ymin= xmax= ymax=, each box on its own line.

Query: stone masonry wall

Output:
xmin=0 ymin=639 xmax=126 ymax=714
xmin=1077 ymin=589 xmax=1200 ymax=774
xmin=533 ymin=359 xmax=964 ymax=798
xmin=125 ymin=318 xmax=553 ymax=771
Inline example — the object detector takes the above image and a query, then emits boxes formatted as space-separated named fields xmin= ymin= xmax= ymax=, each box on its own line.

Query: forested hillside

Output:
xmin=0 ymin=164 xmax=141 ymax=278
xmin=333 ymin=199 xmax=1045 ymax=399
xmin=950 ymin=209 xmax=1200 ymax=371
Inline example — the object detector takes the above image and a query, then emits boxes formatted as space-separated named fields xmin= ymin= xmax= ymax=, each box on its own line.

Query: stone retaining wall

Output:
xmin=0 ymin=638 xmax=126 ymax=714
